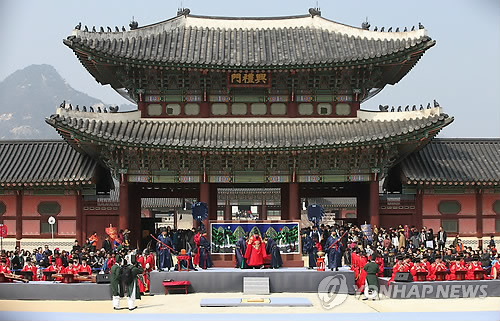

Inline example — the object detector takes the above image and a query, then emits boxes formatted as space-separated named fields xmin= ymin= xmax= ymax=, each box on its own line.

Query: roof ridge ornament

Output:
xmin=177 ymin=7 xmax=191 ymax=17
xmin=129 ymin=17 xmax=138 ymax=30
xmin=308 ymin=7 xmax=321 ymax=17
xmin=361 ymin=17 xmax=370 ymax=30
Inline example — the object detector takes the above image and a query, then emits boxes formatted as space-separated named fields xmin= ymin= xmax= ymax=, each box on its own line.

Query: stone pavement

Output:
xmin=0 ymin=292 xmax=499 ymax=321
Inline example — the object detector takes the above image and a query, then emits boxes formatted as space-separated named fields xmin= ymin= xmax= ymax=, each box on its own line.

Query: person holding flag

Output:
xmin=325 ymin=230 xmax=342 ymax=271
xmin=156 ymin=227 xmax=173 ymax=271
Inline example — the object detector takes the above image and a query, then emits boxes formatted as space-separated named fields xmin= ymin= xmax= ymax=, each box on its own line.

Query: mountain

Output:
xmin=0 ymin=64 xmax=105 ymax=139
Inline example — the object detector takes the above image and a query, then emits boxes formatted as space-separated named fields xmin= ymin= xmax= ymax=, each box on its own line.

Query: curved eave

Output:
xmin=64 ymin=36 xmax=433 ymax=70
xmin=45 ymin=113 xmax=453 ymax=153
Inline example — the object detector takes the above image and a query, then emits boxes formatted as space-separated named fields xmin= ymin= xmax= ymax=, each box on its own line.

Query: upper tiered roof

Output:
xmin=63 ymin=10 xmax=435 ymax=91
xmin=65 ymin=13 xmax=432 ymax=69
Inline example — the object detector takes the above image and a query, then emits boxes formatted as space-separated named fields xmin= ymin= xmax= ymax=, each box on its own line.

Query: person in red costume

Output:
xmin=79 ymin=257 xmax=92 ymax=275
xmin=137 ymin=249 xmax=155 ymax=293
xmin=428 ymin=255 xmax=447 ymax=280
xmin=350 ymin=248 xmax=359 ymax=271
xmin=373 ymin=252 xmax=384 ymax=277
xmin=466 ymin=256 xmax=484 ymax=280
xmin=21 ymin=258 xmax=38 ymax=281
xmin=42 ymin=258 xmax=61 ymax=280
xmin=389 ymin=255 xmax=410 ymax=283
xmin=193 ymin=230 xmax=201 ymax=268
xmin=0 ymin=257 xmax=11 ymax=274
xmin=410 ymin=257 xmax=429 ymax=281
xmin=448 ymin=255 xmax=467 ymax=280
xmin=244 ymin=230 xmax=267 ymax=269
xmin=355 ymin=251 xmax=368 ymax=292
xmin=62 ymin=261 xmax=78 ymax=275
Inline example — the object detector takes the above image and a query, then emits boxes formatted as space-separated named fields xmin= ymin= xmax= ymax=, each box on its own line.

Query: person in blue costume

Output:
xmin=198 ymin=231 xmax=213 ymax=269
xmin=235 ymin=235 xmax=248 ymax=269
xmin=265 ymin=237 xmax=283 ymax=269
xmin=303 ymin=233 xmax=322 ymax=269
xmin=325 ymin=230 xmax=342 ymax=271
xmin=156 ymin=227 xmax=173 ymax=271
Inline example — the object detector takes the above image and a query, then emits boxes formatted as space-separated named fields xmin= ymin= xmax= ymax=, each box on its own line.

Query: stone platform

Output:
xmin=150 ymin=267 xmax=355 ymax=295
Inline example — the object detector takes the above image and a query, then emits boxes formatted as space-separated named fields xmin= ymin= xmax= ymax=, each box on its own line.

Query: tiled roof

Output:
xmin=401 ymin=139 xmax=500 ymax=184
xmin=0 ymin=140 xmax=98 ymax=186
xmin=64 ymin=14 xmax=434 ymax=69
xmin=46 ymin=108 xmax=452 ymax=151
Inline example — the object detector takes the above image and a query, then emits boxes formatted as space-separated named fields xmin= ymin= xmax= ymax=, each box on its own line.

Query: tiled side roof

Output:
xmin=401 ymin=139 xmax=500 ymax=184
xmin=0 ymin=140 xmax=98 ymax=186
xmin=64 ymin=15 xmax=434 ymax=69
xmin=46 ymin=112 xmax=452 ymax=151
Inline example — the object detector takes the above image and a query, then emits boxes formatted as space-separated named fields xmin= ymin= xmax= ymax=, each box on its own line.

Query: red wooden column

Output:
xmin=289 ymin=182 xmax=300 ymax=221
xmin=200 ymin=102 xmax=210 ymax=118
xmin=199 ymin=182 xmax=210 ymax=231
xmin=369 ymin=181 xmax=380 ymax=227
xmin=476 ymin=190 xmax=483 ymax=248
xmin=261 ymin=201 xmax=268 ymax=220
xmin=280 ymin=184 xmax=289 ymax=220
xmin=224 ymin=200 xmax=232 ymax=221
xmin=76 ymin=191 xmax=84 ymax=243
xmin=119 ymin=174 xmax=129 ymax=231
xmin=128 ymin=184 xmax=142 ymax=249
xmin=356 ymin=183 xmax=369 ymax=225
xmin=415 ymin=188 xmax=424 ymax=230
xmin=288 ymin=102 xmax=298 ymax=118
xmin=15 ymin=190 xmax=23 ymax=248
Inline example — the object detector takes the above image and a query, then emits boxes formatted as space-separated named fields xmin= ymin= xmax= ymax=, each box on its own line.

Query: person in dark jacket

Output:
xmin=110 ymin=256 xmax=123 ymax=310
xmin=265 ymin=237 xmax=283 ymax=269
xmin=235 ymin=236 xmax=247 ymax=269
xmin=437 ymin=226 xmax=447 ymax=251
xmin=102 ymin=235 xmax=112 ymax=253
xmin=363 ymin=255 xmax=380 ymax=300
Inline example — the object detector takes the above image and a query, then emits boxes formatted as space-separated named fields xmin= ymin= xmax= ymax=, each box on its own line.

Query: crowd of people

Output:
xmin=301 ymin=223 xmax=499 ymax=291
xmin=2 ymin=224 xmax=499 ymax=292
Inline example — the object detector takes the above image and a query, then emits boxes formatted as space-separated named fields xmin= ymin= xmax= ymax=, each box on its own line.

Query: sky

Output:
xmin=0 ymin=0 xmax=499 ymax=137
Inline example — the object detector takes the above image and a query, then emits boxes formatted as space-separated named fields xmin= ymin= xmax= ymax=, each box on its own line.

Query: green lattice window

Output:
xmin=346 ymin=213 xmax=357 ymax=218
xmin=0 ymin=202 xmax=5 ymax=215
xmin=37 ymin=202 xmax=61 ymax=215
xmin=442 ymin=220 xmax=458 ymax=233
xmin=494 ymin=200 xmax=500 ymax=215
xmin=438 ymin=201 xmax=461 ymax=214
xmin=496 ymin=220 xmax=500 ymax=233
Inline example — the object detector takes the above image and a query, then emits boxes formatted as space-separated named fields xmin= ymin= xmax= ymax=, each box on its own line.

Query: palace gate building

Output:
xmin=0 ymin=10 xmax=498 ymax=252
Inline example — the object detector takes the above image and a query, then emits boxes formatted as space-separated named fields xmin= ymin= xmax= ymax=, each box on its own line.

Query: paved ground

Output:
xmin=0 ymin=293 xmax=499 ymax=321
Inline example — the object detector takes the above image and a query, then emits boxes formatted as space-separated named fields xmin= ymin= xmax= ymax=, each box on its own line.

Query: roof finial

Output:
xmin=177 ymin=7 xmax=190 ymax=17
xmin=129 ymin=16 xmax=138 ymax=30
xmin=177 ymin=1 xmax=190 ymax=17
xmin=309 ymin=2 xmax=321 ymax=17
xmin=361 ymin=17 xmax=370 ymax=30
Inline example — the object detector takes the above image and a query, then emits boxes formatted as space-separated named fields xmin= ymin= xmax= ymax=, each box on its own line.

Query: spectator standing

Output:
xmin=437 ymin=226 xmax=447 ymax=251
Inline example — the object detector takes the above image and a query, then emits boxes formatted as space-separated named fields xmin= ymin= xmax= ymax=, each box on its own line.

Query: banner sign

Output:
xmin=210 ymin=222 xmax=299 ymax=254
xmin=361 ymin=224 xmax=373 ymax=241
xmin=228 ymin=72 xmax=271 ymax=87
